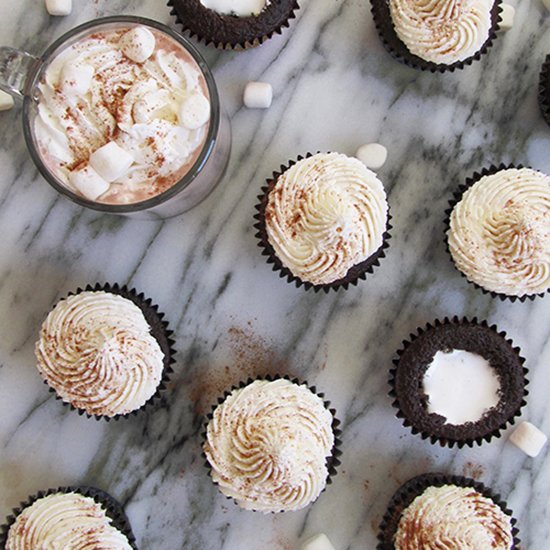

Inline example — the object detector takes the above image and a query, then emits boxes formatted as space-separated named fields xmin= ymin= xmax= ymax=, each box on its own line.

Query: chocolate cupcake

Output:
xmin=445 ymin=164 xmax=550 ymax=301
xmin=539 ymin=55 xmax=550 ymax=127
xmin=389 ymin=317 xmax=528 ymax=448
xmin=0 ymin=486 xmax=137 ymax=549
xmin=34 ymin=283 xmax=175 ymax=420
xmin=378 ymin=473 xmax=520 ymax=549
xmin=371 ymin=0 xmax=501 ymax=72
xmin=168 ymin=0 xmax=300 ymax=49
xmin=254 ymin=152 xmax=391 ymax=292
xmin=202 ymin=375 xmax=342 ymax=513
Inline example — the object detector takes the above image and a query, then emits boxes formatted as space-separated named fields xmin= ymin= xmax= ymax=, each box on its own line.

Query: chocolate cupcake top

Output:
xmin=6 ymin=492 xmax=132 ymax=549
xmin=203 ymin=379 xmax=335 ymax=513
xmin=448 ymin=167 xmax=550 ymax=297
xmin=35 ymin=291 xmax=165 ymax=417
xmin=393 ymin=485 xmax=514 ymax=549
xmin=265 ymin=152 xmax=388 ymax=286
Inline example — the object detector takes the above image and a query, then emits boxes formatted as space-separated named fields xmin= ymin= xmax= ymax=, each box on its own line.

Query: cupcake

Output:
xmin=389 ymin=317 xmax=528 ymax=448
xmin=539 ymin=55 xmax=550 ymax=127
xmin=34 ymin=283 xmax=175 ymax=419
xmin=203 ymin=376 xmax=342 ymax=513
xmin=0 ymin=486 xmax=137 ymax=549
xmin=378 ymin=473 xmax=520 ymax=549
xmin=254 ymin=152 xmax=391 ymax=292
xmin=446 ymin=165 xmax=550 ymax=300
xmin=371 ymin=0 xmax=501 ymax=72
xmin=167 ymin=0 xmax=300 ymax=49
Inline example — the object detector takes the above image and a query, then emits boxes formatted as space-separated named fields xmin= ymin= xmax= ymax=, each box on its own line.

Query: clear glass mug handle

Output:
xmin=0 ymin=47 xmax=39 ymax=99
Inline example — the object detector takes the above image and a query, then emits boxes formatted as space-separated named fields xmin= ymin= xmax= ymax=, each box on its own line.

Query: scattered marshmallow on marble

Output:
xmin=89 ymin=142 xmax=134 ymax=182
xmin=45 ymin=0 xmax=72 ymax=16
xmin=60 ymin=64 xmax=95 ymax=96
xmin=509 ymin=421 xmax=548 ymax=458
xmin=356 ymin=143 xmax=388 ymax=170
xmin=543 ymin=0 xmax=550 ymax=13
xmin=244 ymin=82 xmax=272 ymax=109
xmin=498 ymin=4 xmax=515 ymax=31
xmin=0 ymin=90 xmax=14 ymax=111
xmin=120 ymin=27 xmax=156 ymax=63
xmin=300 ymin=533 xmax=335 ymax=550
xmin=179 ymin=93 xmax=211 ymax=130
xmin=69 ymin=165 xmax=109 ymax=201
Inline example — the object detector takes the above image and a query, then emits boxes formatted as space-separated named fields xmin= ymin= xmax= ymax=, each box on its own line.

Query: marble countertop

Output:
xmin=0 ymin=0 xmax=549 ymax=548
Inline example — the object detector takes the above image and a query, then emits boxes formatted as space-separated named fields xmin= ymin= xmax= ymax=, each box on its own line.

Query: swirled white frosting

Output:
xmin=6 ymin=492 xmax=133 ymax=550
xmin=200 ymin=0 xmax=269 ymax=16
xmin=389 ymin=0 xmax=493 ymax=64
xmin=394 ymin=485 xmax=514 ymax=549
xmin=448 ymin=168 xmax=550 ymax=297
xmin=35 ymin=291 xmax=164 ymax=417
xmin=203 ymin=379 xmax=335 ymax=513
xmin=35 ymin=26 xmax=210 ymax=204
xmin=265 ymin=153 xmax=388 ymax=285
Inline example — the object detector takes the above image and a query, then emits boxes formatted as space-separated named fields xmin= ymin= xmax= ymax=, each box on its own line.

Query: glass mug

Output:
xmin=0 ymin=16 xmax=231 ymax=219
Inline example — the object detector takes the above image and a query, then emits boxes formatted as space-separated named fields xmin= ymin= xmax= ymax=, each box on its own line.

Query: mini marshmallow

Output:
xmin=68 ymin=165 xmax=109 ymax=201
xmin=60 ymin=63 xmax=95 ymax=96
xmin=243 ymin=82 xmax=272 ymax=109
xmin=120 ymin=27 xmax=156 ymax=64
xmin=89 ymin=142 xmax=134 ymax=183
xmin=509 ymin=421 xmax=548 ymax=458
xmin=45 ymin=0 xmax=72 ymax=16
xmin=301 ymin=534 xmax=335 ymax=550
xmin=356 ymin=143 xmax=388 ymax=170
xmin=0 ymin=90 xmax=14 ymax=111
xmin=179 ymin=93 xmax=211 ymax=130
xmin=498 ymin=4 xmax=515 ymax=31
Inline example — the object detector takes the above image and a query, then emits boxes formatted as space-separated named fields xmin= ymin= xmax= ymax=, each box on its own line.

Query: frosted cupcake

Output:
xmin=254 ymin=152 xmax=391 ymax=292
xmin=446 ymin=165 xmax=550 ymax=300
xmin=203 ymin=377 xmax=341 ymax=513
xmin=35 ymin=284 xmax=175 ymax=419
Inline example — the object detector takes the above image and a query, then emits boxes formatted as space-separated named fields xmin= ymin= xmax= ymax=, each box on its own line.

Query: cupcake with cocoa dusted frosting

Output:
xmin=203 ymin=377 xmax=341 ymax=513
xmin=446 ymin=165 xmax=550 ymax=301
xmin=35 ymin=283 xmax=175 ymax=419
xmin=254 ymin=152 xmax=391 ymax=292
xmin=378 ymin=473 xmax=520 ymax=549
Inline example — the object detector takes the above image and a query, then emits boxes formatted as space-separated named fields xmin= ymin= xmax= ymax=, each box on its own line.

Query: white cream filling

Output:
xmin=200 ymin=0 xmax=269 ymax=16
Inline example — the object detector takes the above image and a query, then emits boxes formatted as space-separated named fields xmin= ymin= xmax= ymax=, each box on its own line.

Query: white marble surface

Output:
xmin=0 ymin=0 xmax=549 ymax=549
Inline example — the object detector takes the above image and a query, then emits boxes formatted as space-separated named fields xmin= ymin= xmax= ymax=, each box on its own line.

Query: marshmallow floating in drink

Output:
xmin=60 ymin=64 xmax=94 ymax=96
xmin=179 ymin=93 xmax=211 ymax=130
xmin=89 ymin=142 xmax=134 ymax=182
xmin=120 ymin=27 xmax=156 ymax=63
xmin=69 ymin=166 xmax=109 ymax=201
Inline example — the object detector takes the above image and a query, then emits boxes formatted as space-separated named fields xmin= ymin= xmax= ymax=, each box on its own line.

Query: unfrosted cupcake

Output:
xmin=203 ymin=377 xmax=341 ymax=513
xmin=446 ymin=165 xmax=550 ymax=300
xmin=254 ymin=152 xmax=391 ymax=292
xmin=35 ymin=283 xmax=175 ymax=419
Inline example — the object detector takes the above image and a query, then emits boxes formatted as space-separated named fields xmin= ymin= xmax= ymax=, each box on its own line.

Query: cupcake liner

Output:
xmin=370 ymin=0 xmax=502 ymax=73
xmin=201 ymin=374 xmax=343 ymax=513
xmin=40 ymin=283 xmax=176 ymax=421
xmin=253 ymin=153 xmax=392 ymax=293
xmin=444 ymin=163 xmax=549 ymax=302
xmin=167 ymin=0 xmax=300 ymax=50
xmin=377 ymin=473 xmax=521 ymax=549
xmin=539 ymin=55 xmax=550 ymax=128
xmin=0 ymin=485 xmax=138 ymax=549
xmin=389 ymin=316 xmax=529 ymax=448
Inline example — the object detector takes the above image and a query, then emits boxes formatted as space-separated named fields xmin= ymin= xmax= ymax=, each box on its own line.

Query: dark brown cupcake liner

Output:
xmin=167 ymin=0 xmax=300 ymax=50
xmin=377 ymin=473 xmax=521 ymax=549
xmin=39 ymin=282 xmax=176 ymax=421
xmin=539 ymin=55 xmax=550 ymax=127
xmin=370 ymin=0 xmax=502 ymax=73
xmin=201 ymin=373 xmax=343 ymax=513
xmin=253 ymin=153 xmax=392 ymax=293
xmin=0 ymin=485 xmax=138 ymax=549
xmin=444 ymin=163 xmax=550 ymax=302
xmin=389 ymin=316 xmax=529 ymax=448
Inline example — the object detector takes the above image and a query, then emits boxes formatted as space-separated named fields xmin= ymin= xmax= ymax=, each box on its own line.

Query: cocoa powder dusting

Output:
xmin=462 ymin=461 xmax=485 ymax=480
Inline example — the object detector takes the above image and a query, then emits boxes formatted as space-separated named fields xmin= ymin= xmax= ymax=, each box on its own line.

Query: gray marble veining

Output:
xmin=0 ymin=0 xmax=549 ymax=548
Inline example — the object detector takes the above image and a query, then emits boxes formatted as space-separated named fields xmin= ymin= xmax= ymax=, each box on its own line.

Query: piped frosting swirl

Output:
xmin=265 ymin=152 xmax=388 ymax=285
xmin=35 ymin=291 xmax=164 ymax=417
xmin=448 ymin=167 xmax=550 ymax=297
xmin=394 ymin=485 xmax=514 ymax=549
xmin=203 ymin=379 xmax=335 ymax=513
xmin=389 ymin=0 xmax=493 ymax=64
xmin=6 ymin=492 xmax=132 ymax=550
